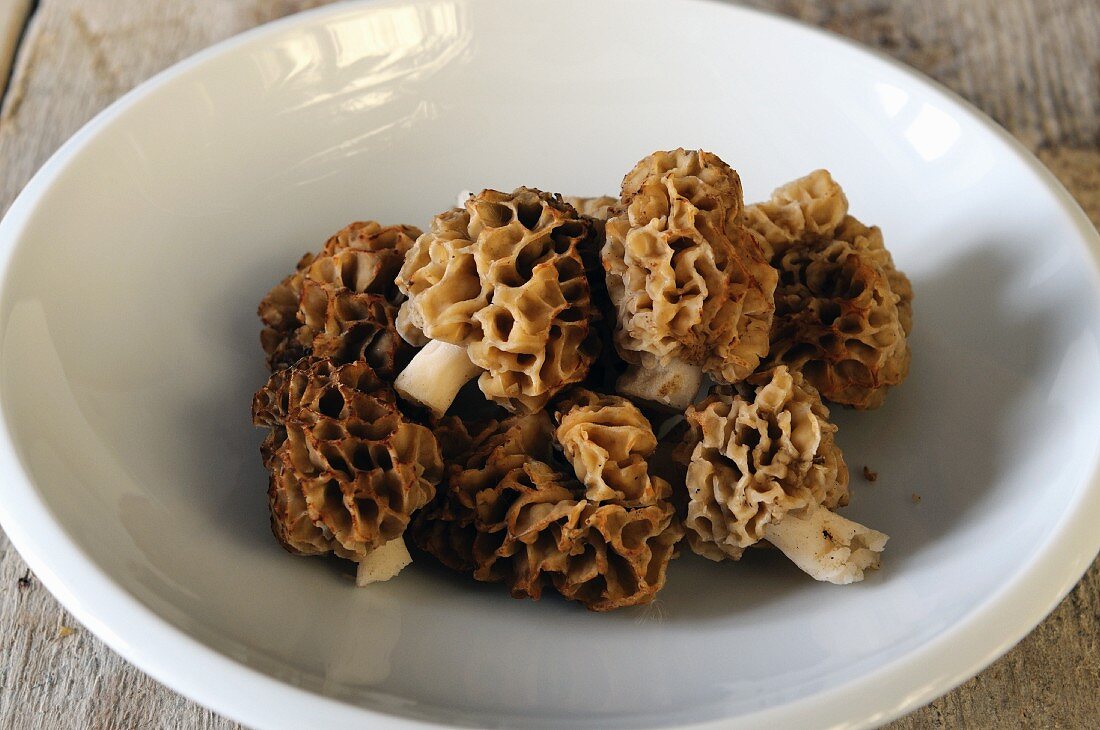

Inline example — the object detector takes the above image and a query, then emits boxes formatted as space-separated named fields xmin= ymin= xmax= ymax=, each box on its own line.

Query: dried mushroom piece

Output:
xmin=743 ymin=169 xmax=849 ymax=258
xmin=252 ymin=357 xmax=444 ymax=583
xmin=258 ymin=221 xmax=421 ymax=376
xmin=766 ymin=231 xmax=911 ymax=409
xmin=834 ymin=215 xmax=914 ymax=338
xmin=603 ymin=149 xmax=777 ymax=409
xmin=746 ymin=172 xmax=912 ymax=409
xmin=683 ymin=366 xmax=886 ymax=584
xmin=411 ymin=413 xmax=555 ymax=573
xmin=553 ymin=388 xmax=670 ymax=507
xmin=468 ymin=461 xmax=681 ymax=611
xmin=395 ymin=188 xmax=598 ymax=416
xmin=411 ymin=406 xmax=683 ymax=611
xmin=562 ymin=195 xmax=619 ymax=220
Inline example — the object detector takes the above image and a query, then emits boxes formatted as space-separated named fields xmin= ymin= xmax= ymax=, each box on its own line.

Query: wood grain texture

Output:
xmin=0 ymin=1 xmax=1096 ymax=728
xmin=0 ymin=0 xmax=32 ymax=98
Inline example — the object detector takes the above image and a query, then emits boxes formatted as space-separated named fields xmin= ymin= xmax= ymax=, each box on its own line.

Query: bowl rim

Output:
xmin=0 ymin=0 xmax=1098 ymax=728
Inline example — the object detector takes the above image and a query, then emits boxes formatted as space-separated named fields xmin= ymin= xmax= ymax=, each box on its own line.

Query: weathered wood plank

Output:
xmin=0 ymin=1 xmax=1096 ymax=729
xmin=0 ymin=0 xmax=33 ymax=99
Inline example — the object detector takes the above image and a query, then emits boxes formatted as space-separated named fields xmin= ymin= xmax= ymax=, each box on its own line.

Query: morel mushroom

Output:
xmin=410 ymin=394 xmax=683 ymax=611
xmin=554 ymin=388 xmax=670 ymax=507
xmin=743 ymin=169 xmax=849 ymax=256
xmin=603 ymin=149 xmax=777 ymax=409
xmin=252 ymin=357 xmax=444 ymax=584
xmin=394 ymin=188 xmax=598 ymax=416
xmin=682 ymin=366 xmax=887 ymax=584
xmin=745 ymin=171 xmax=913 ymax=409
xmin=562 ymin=195 xmax=618 ymax=221
xmin=258 ymin=221 xmax=420 ymax=376
xmin=411 ymin=412 xmax=553 ymax=573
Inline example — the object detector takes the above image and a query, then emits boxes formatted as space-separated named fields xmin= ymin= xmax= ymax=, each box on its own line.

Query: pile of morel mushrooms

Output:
xmin=252 ymin=149 xmax=912 ymax=611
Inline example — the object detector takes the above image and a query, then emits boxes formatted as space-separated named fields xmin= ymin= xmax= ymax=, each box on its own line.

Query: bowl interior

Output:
xmin=2 ymin=0 xmax=1099 ymax=727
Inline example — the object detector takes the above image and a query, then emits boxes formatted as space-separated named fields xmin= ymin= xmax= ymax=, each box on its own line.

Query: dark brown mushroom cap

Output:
xmin=766 ymin=233 xmax=910 ymax=409
xmin=410 ymin=409 xmax=683 ymax=611
xmin=258 ymin=221 xmax=420 ymax=375
xmin=745 ymin=172 xmax=912 ymax=409
xmin=252 ymin=357 xmax=443 ymax=559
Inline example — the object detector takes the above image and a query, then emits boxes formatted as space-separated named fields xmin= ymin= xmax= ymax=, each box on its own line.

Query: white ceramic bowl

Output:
xmin=1 ymin=1 xmax=1098 ymax=728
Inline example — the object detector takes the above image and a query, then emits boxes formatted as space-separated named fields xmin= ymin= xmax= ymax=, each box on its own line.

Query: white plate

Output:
xmin=0 ymin=1 xmax=1098 ymax=728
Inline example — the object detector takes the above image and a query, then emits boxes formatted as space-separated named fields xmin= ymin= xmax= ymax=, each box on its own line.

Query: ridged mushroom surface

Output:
xmin=395 ymin=188 xmax=598 ymax=414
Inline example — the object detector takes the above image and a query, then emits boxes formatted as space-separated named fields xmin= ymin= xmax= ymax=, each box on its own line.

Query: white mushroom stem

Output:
xmin=763 ymin=504 xmax=888 ymax=585
xmin=356 ymin=537 xmax=413 ymax=586
xmin=616 ymin=359 xmax=704 ymax=410
xmin=394 ymin=339 xmax=482 ymax=418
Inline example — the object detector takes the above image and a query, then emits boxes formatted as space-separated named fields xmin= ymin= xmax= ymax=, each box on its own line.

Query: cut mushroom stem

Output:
xmin=394 ymin=339 xmax=482 ymax=418
xmin=616 ymin=359 xmax=704 ymax=410
xmin=356 ymin=537 xmax=413 ymax=586
xmin=763 ymin=504 xmax=888 ymax=585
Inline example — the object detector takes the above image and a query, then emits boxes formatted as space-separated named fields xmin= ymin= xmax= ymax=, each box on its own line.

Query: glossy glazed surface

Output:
xmin=0 ymin=1 xmax=1098 ymax=728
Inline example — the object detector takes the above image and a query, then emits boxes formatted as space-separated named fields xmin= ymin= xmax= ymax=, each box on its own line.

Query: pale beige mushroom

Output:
xmin=394 ymin=188 xmax=598 ymax=416
xmin=252 ymin=357 xmax=444 ymax=583
xmin=603 ymin=149 xmax=777 ymax=409
xmin=562 ymin=195 xmax=619 ymax=220
xmin=553 ymin=388 xmax=669 ymax=507
xmin=682 ymin=366 xmax=887 ymax=584
xmin=743 ymin=169 xmax=849 ymax=258
xmin=746 ymin=171 xmax=913 ymax=409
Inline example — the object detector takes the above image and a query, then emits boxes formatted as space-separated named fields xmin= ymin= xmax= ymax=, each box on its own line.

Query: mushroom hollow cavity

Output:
xmin=602 ymin=149 xmax=777 ymax=409
xmin=395 ymin=188 xmax=599 ymax=416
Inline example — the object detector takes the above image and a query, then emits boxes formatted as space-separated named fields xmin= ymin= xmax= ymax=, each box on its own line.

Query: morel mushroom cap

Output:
xmin=746 ymin=172 xmax=912 ymax=409
xmin=683 ymin=366 xmax=886 ymax=583
xmin=835 ymin=215 xmax=914 ymax=338
xmin=743 ymin=169 xmax=849 ymax=259
xmin=553 ymin=388 xmax=671 ymax=507
xmin=252 ymin=356 xmax=444 ymax=581
xmin=603 ymin=149 xmax=777 ymax=409
xmin=411 ymin=405 xmax=682 ymax=611
xmin=258 ymin=221 xmax=420 ymax=375
xmin=411 ymin=412 xmax=553 ymax=573
xmin=471 ymin=461 xmax=681 ymax=611
xmin=562 ymin=195 xmax=619 ymax=221
xmin=394 ymin=188 xmax=598 ymax=416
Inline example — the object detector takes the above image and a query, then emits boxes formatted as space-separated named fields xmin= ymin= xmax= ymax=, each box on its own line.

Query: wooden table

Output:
xmin=0 ymin=1 xmax=1096 ymax=727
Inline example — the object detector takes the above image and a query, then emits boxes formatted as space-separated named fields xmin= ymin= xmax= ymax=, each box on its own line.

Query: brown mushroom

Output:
xmin=682 ymin=366 xmax=886 ymax=584
xmin=258 ymin=221 xmax=420 ymax=376
xmin=410 ymin=390 xmax=683 ymax=611
xmin=394 ymin=188 xmax=599 ymax=416
xmin=602 ymin=149 xmax=778 ymax=409
xmin=745 ymin=171 xmax=913 ymax=409
xmin=252 ymin=356 xmax=444 ymax=584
